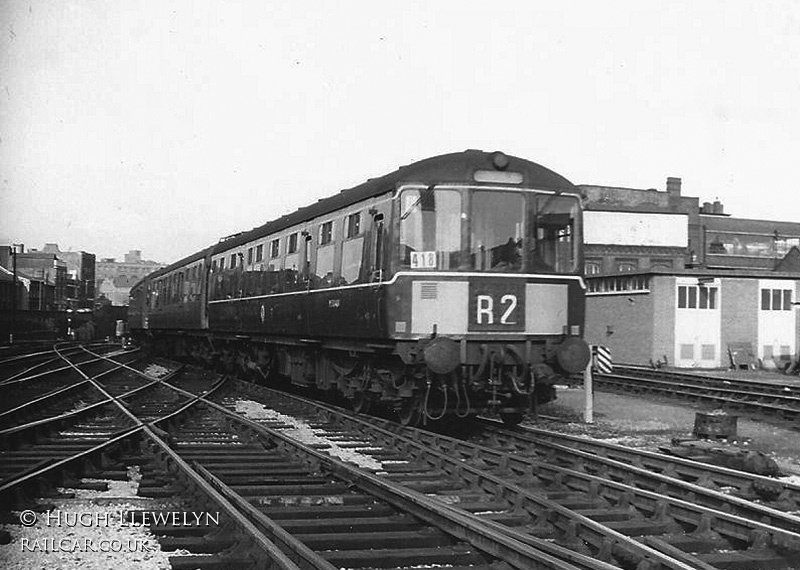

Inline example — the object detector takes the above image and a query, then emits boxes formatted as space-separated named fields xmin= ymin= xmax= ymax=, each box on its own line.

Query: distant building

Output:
xmin=1 ymin=247 xmax=68 ymax=311
xmin=581 ymin=178 xmax=800 ymax=369
xmin=580 ymin=177 xmax=699 ymax=275
xmin=95 ymin=250 xmax=165 ymax=306
xmin=700 ymin=213 xmax=800 ymax=272
xmin=39 ymin=243 xmax=96 ymax=309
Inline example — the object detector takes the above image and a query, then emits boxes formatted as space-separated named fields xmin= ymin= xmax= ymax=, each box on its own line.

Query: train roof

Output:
xmin=212 ymin=150 xmax=576 ymax=254
xmin=129 ymin=246 xmax=213 ymax=288
xmin=134 ymin=150 xmax=576 ymax=283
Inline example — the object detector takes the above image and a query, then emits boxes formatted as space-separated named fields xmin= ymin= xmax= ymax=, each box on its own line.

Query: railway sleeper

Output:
xmin=278 ymin=513 xmax=421 ymax=533
xmin=157 ymin=535 xmax=236 ymax=553
xmin=299 ymin=528 xmax=455 ymax=550
xmin=320 ymin=544 xmax=491 ymax=568
xmin=169 ymin=554 xmax=254 ymax=570
xmin=256 ymin=502 xmax=396 ymax=519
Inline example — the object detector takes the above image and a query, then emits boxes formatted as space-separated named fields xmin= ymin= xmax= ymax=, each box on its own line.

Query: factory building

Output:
xmin=95 ymin=250 xmax=165 ymax=306
xmin=581 ymin=179 xmax=800 ymax=369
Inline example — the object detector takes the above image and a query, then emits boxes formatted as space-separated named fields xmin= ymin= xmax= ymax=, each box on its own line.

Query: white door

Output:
xmin=674 ymin=278 xmax=721 ymax=367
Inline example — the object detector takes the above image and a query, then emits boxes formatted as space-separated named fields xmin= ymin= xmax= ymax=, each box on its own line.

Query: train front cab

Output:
xmin=383 ymin=183 xmax=590 ymax=424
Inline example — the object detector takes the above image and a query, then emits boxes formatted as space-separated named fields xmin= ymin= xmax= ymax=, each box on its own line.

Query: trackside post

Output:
xmin=584 ymin=359 xmax=594 ymax=424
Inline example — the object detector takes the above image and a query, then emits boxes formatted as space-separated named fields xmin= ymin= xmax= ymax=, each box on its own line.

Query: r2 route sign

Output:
xmin=468 ymin=281 xmax=525 ymax=332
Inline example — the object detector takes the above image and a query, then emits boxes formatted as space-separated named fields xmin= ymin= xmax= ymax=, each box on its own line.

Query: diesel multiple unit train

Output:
xmin=129 ymin=150 xmax=590 ymax=425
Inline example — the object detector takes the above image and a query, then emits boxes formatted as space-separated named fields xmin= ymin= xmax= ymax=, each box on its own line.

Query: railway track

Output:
xmin=0 ymin=346 xmax=202 ymax=503
xmin=470 ymin=418 xmax=800 ymax=517
xmin=225 ymin=377 xmax=800 ymax=569
xmin=593 ymin=365 xmax=800 ymax=427
xmin=1 ymin=347 xmax=610 ymax=570
xmin=5 ymin=346 xmax=800 ymax=569
xmin=0 ymin=342 xmax=116 ymax=385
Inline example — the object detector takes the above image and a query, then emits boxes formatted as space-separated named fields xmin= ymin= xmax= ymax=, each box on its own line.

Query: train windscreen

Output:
xmin=398 ymin=187 xmax=580 ymax=274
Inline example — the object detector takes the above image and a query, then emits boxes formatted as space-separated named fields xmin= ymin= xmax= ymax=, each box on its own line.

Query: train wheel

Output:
xmin=500 ymin=412 xmax=524 ymax=426
xmin=398 ymin=396 xmax=422 ymax=427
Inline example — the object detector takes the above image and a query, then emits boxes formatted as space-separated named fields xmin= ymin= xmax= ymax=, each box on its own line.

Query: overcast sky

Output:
xmin=2 ymin=1 xmax=799 ymax=264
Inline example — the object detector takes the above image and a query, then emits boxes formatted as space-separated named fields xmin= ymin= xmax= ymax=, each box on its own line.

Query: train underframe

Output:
xmin=140 ymin=331 xmax=567 ymax=426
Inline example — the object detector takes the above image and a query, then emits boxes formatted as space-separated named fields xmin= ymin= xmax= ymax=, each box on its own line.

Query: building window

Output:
xmin=218 ymin=258 xmax=224 ymax=270
xmin=345 ymin=212 xmax=361 ymax=238
xmin=247 ymin=247 xmax=254 ymax=265
xmin=586 ymin=275 xmax=650 ymax=294
xmin=707 ymin=233 xmax=800 ymax=258
xmin=230 ymin=254 xmax=237 ymax=269
xmin=288 ymin=233 xmax=299 ymax=254
xmin=678 ymin=285 xmax=717 ymax=309
xmin=584 ymin=260 xmax=601 ymax=275
xmin=761 ymin=288 xmax=793 ymax=310
xmin=270 ymin=239 xmax=280 ymax=258
xmin=616 ymin=260 xmax=637 ymax=272
xmin=319 ymin=221 xmax=334 ymax=245
xmin=255 ymin=244 xmax=263 ymax=262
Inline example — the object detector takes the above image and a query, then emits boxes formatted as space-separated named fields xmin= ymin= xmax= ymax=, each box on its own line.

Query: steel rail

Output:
xmin=603 ymin=368 xmax=800 ymax=400
xmin=61 ymin=350 xmax=365 ymax=570
xmin=0 ymin=349 xmax=140 ymax=387
xmin=232 ymin=381 xmax=800 ymax=569
xmin=0 ymin=361 xmax=134 ymax=422
xmin=158 ymin=379 xmax=633 ymax=570
xmin=482 ymin=418 xmax=800 ymax=514
xmin=614 ymin=364 xmax=800 ymax=397
xmin=0 ymin=358 xmax=197 ymax=498
xmin=0 ymin=346 xmax=85 ymax=383
xmin=138 ymin=420 xmax=313 ymax=570
xmin=191 ymin=462 xmax=339 ymax=570
xmin=0 ymin=368 xmax=183 ymax=438
xmin=471 ymin=419 xmax=800 ymax=532
xmin=594 ymin=372 xmax=800 ymax=424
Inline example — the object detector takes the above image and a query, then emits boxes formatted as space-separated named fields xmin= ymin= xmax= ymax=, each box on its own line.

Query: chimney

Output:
xmin=712 ymin=200 xmax=724 ymax=214
xmin=702 ymin=202 xmax=712 ymax=214
xmin=666 ymin=177 xmax=682 ymax=197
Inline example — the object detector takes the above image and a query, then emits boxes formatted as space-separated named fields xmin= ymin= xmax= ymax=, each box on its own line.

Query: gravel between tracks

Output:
xmin=0 ymin=467 xmax=175 ymax=570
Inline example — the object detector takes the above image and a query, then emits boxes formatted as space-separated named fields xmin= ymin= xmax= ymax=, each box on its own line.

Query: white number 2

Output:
xmin=476 ymin=293 xmax=518 ymax=325
xmin=500 ymin=294 xmax=518 ymax=325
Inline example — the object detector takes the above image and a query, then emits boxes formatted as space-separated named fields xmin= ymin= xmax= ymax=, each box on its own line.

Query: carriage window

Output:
xmin=288 ymin=233 xmax=298 ymax=254
xmin=399 ymin=188 xmax=462 ymax=269
xmin=471 ymin=191 xmax=524 ymax=272
xmin=319 ymin=221 xmax=334 ymax=245
xmin=346 ymin=212 xmax=361 ymax=238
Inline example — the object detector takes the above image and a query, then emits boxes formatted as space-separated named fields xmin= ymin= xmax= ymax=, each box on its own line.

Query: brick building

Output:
xmin=585 ymin=269 xmax=799 ymax=369
xmin=39 ymin=244 xmax=96 ymax=309
xmin=2 ymin=249 xmax=67 ymax=311
xmin=95 ymin=250 xmax=164 ymax=306
xmin=581 ymin=178 xmax=800 ymax=369
xmin=580 ymin=177 xmax=699 ymax=274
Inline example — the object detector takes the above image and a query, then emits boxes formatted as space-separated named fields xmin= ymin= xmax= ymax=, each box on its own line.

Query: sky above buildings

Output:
xmin=1 ymin=1 xmax=799 ymax=264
